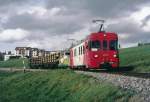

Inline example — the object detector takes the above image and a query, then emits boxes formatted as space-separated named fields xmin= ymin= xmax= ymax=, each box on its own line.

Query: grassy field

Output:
xmin=0 ymin=70 xmax=140 ymax=102
xmin=0 ymin=58 xmax=29 ymax=68
xmin=120 ymin=45 xmax=150 ymax=72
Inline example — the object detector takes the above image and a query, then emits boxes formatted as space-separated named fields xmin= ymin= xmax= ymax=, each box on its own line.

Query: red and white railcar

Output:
xmin=70 ymin=31 xmax=119 ymax=70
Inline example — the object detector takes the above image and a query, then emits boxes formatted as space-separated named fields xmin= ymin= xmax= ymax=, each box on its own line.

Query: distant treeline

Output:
xmin=138 ymin=42 xmax=150 ymax=46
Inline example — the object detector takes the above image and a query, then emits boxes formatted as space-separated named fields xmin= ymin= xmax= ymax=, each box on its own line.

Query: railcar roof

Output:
xmin=71 ymin=32 xmax=118 ymax=49
xmin=90 ymin=32 xmax=117 ymax=36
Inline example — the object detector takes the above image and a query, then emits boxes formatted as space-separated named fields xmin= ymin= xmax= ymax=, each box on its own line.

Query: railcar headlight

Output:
xmin=113 ymin=54 xmax=117 ymax=58
xmin=94 ymin=54 xmax=98 ymax=58
xmin=91 ymin=48 xmax=98 ymax=51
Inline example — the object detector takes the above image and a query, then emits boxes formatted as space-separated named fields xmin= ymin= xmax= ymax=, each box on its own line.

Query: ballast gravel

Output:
xmin=75 ymin=71 xmax=150 ymax=102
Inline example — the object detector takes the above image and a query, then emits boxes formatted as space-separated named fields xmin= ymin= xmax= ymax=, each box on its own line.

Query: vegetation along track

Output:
xmin=0 ymin=67 xmax=150 ymax=79
xmin=75 ymin=70 xmax=150 ymax=101
xmin=0 ymin=67 xmax=150 ymax=101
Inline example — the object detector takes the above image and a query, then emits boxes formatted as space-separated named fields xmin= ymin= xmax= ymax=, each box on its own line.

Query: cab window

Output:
xmin=110 ymin=40 xmax=118 ymax=50
xmin=103 ymin=40 xmax=107 ymax=50
xmin=88 ymin=40 xmax=100 ymax=49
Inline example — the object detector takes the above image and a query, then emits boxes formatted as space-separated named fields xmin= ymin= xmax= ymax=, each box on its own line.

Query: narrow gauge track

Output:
xmin=73 ymin=68 xmax=150 ymax=79
xmin=117 ymin=72 xmax=150 ymax=79
xmin=94 ymin=71 xmax=150 ymax=79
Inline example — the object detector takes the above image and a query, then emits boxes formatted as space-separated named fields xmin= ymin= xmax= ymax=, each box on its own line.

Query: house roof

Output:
xmin=15 ymin=47 xmax=31 ymax=50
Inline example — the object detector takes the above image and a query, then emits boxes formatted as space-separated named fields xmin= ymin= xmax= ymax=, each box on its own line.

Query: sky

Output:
xmin=0 ymin=0 xmax=150 ymax=51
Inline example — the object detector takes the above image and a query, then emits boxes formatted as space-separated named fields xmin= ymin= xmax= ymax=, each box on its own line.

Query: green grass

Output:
xmin=120 ymin=45 xmax=150 ymax=72
xmin=0 ymin=58 xmax=29 ymax=68
xmin=0 ymin=70 xmax=138 ymax=102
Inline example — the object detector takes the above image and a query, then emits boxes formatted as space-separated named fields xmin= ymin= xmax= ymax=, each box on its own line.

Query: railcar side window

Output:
xmin=79 ymin=47 xmax=80 ymax=55
xmin=103 ymin=40 xmax=107 ymax=50
xmin=81 ymin=46 xmax=82 ymax=55
xmin=83 ymin=46 xmax=85 ymax=54
xmin=80 ymin=46 xmax=81 ymax=55
xmin=65 ymin=52 xmax=70 ymax=55
xmin=82 ymin=46 xmax=84 ymax=54
xmin=88 ymin=40 xmax=100 ymax=49
xmin=74 ymin=49 xmax=77 ymax=56
xmin=110 ymin=40 xmax=118 ymax=50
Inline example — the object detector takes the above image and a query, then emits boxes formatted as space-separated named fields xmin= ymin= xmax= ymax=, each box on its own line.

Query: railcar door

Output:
xmin=70 ymin=49 xmax=74 ymax=68
xmin=102 ymin=40 xmax=109 ymax=62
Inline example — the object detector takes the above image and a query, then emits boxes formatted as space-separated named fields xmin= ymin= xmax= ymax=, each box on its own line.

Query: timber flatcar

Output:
xmin=29 ymin=52 xmax=61 ymax=68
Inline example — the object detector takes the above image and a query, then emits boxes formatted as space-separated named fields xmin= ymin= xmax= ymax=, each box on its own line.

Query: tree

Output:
xmin=0 ymin=52 xmax=4 ymax=61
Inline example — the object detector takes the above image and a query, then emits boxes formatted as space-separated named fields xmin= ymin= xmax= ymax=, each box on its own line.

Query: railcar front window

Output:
xmin=103 ymin=40 xmax=107 ymax=50
xmin=89 ymin=40 xmax=100 ymax=50
xmin=110 ymin=40 xmax=118 ymax=50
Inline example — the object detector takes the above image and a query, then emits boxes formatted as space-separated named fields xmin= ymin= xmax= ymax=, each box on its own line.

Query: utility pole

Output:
xmin=23 ymin=59 xmax=26 ymax=73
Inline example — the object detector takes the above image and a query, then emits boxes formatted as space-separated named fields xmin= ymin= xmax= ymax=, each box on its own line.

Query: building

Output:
xmin=15 ymin=47 xmax=31 ymax=57
xmin=4 ymin=55 xmax=10 ymax=61
xmin=38 ymin=49 xmax=45 ymax=57
xmin=15 ymin=47 xmax=41 ymax=58
xmin=3 ymin=51 xmax=19 ymax=61
xmin=30 ymin=48 xmax=39 ymax=57
xmin=15 ymin=47 xmax=59 ymax=58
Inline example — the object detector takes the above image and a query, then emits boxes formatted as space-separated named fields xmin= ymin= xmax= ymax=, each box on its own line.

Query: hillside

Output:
xmin=120 ymin=45 xmax=150 ymax=72
xmin=0 ymin=70 xmax=139 ymax=102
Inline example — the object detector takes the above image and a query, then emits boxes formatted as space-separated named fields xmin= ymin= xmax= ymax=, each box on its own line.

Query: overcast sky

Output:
xmin=0 ymin=0 xmax=150 ymax=51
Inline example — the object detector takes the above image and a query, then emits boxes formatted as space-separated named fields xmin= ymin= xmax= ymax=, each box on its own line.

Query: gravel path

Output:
xmin=75 ymin=71 xmax=150 ymax=102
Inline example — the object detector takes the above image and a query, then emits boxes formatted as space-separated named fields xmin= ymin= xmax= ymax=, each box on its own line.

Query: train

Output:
xmin=29 ymin=20 xmax=119 ymax=70
xmin=69 ymin=20 xmax=119 ymax=70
